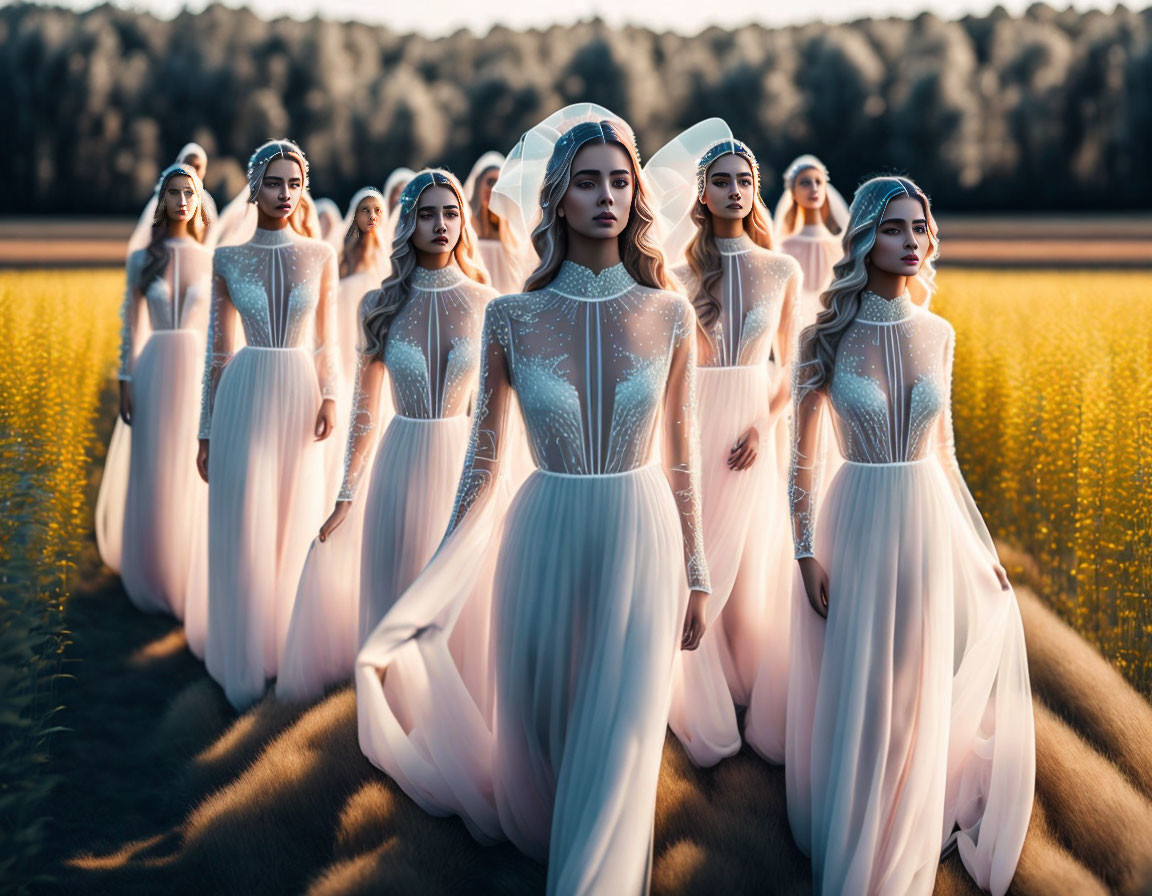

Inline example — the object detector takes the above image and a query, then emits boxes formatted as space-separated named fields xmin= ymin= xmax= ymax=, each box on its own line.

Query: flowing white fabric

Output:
xmin=464 ymin=152 xmax=532 ymax=295
xmin=198 ymin=226 xmax=339 ymax=710
xmin=94 ymin=416 xmax=130 ymax=573
xmin=780 ymin=225 xmax=844 ymax=334
xmin=116 ymin=240 xmax=212 ymax=617
xmin=666 ymin=235 xmax=801 ymax=767
xmin=767 ymin=291 xmax=1034 ymax=895
xmin=314 ymin=197 xmax=344 ymax=253
xmin=356 ymin=261 xmax=711 ymax=895
xmin=278 ymin=265 xmax=491 ymax=701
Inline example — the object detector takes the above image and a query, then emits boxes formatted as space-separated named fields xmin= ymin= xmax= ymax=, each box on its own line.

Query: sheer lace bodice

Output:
xmin=198 ymin=227 xmax=338 ymax=438
xmin=442 ymin=261 xmax=712 ymax=592
xmin=790 ymin=291 xmax=998 ymax=559
xmin=336 ymin=265 xmax=496 ymax=501
xmin=119 ymin=239 xmax=213 ymax=379
xmin=676 ymin=235 xmax=801 ymax=369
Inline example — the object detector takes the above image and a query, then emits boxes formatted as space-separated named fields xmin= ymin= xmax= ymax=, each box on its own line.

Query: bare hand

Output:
xmin=680 ymin=590 xmax=709 ymax=651
xmin=318 ymin=500 xmax=352 ymax=541
xmin=119 ymin=380 xmax=133 ymax=425
xmin=314 ymin=398 xmax=336 ymax=441
xmin=798 ymin=556 xmax=829 ymax=618
xmin=727 ymin=426 xmax=759 ymax=471
xmin=196 ymin=438 xmax=210 ymax=483
xmin=993 ymin=563 xmax=1010 ymax=591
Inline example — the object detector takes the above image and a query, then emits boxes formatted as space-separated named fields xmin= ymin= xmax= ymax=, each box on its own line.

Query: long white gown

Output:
xmin=198 ymin=226 xmax=339 ymax=710
xmin=117 ymin=239 xmax=212 ymax=618
xmin=771 ymin=290 xmax=1034 ymax=895
xmin=668 ymin=235 xmax=800 ymax=767
xmin=278 ymin=265 xmax=492 ymax=701
xmin=355 ymin=261 xmax=711 ymax=895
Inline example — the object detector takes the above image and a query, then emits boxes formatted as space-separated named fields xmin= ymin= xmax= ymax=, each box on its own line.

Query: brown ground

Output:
xmin=34 ymin=537 xmax=1152 ymax=895
xmin=2 ymin=216 xmax=1151 ymax=268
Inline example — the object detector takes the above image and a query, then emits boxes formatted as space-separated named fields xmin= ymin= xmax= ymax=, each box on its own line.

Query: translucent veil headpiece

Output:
xmin=489 ymin=102 xmax=631 ymax=249
xmin=463 ymin=151 xmax=506 ymax=213
xmin=382 ymin=167 xmax=416 ymax=208
xmin=246 ymin=139 xmax=310 ymax=202
xmin=176 ymin=142 xmax=208 ymax=166
xmin=644 ymin=118 xmax=771 ymax=264
xmin=773 ymin=154 xmax=849 ymax=239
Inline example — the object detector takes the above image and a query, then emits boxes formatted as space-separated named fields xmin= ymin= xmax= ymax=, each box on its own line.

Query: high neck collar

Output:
xmin=250 ymin=227 xmax=297 ymax=248
xmin=550 ymin=261 xmax=636 ymax=300
xmin=858 ymin=289 xmax=913 ymax=323
xmin=412 ymin=264 xmax=466 ymax=290
xmin=716 ymin=233 xmax=754 ymax=256
xmin=798 ymin=223 xmax=832 ymax=239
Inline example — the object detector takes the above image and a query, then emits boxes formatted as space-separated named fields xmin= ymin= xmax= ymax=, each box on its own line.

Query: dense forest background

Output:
xmin=2 ymin=2 xmax=1150 ymax=214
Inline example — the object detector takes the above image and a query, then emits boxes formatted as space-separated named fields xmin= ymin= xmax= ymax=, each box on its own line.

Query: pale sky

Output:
xmin=33 ymin=0 xmax=1133 ymax=35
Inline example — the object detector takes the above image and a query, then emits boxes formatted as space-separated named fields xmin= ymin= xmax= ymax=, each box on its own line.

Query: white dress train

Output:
xmin=277 ymin=265 xmax=492 ymax=701
xmin=198 ymin=226 xmax=339 ymax=710
xmin=771 ymin=290 xmax=1034 ymax=895
xmin=668 ymin=235 xmax=801 ymax=767
xmin=117 ymin=240 xmax=212 ymax=618
xmin=355 ymin=262 xmax=712 ymax=895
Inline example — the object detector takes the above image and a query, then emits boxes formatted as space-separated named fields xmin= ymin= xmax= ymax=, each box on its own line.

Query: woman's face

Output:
xmin=869 ymin=196 xmax=929 ymax=276
xmin=701 ymin=153 xmax=754 ymax=222
xmin=477 ymin=167 xmax=499 ymax=210
xmin=356 ymin=196 xmax=385 ymax=235
xmin=163 ymin=174 xmax=198 ymax=223
xmin=256 ymin=158 xmax=304 ymax=219
xmin=559 ymin=142 xmax=634 ymax=241
xmin=182 ymin=152 xmax=206 ymax=181
xmin=410 ymin=185 xmax=462 ymax=257
xmin=792 ymin=166 xmax=827 ymax=211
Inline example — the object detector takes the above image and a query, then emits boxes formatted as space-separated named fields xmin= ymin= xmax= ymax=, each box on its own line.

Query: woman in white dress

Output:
xmin=776 ymin=176 xmax=1034 ymax=895
xmin=126 ymin=142 xmax=220 ymax=255
xmin=116 ymin=163 xmax=213 ymax=619
xmin=195 ymin=139 xmax=339 ymax=711
xmin=278 ymin=172 xmax=492 ymax=700
xmin=645 ymin=120 xmax=800 ymax=767
xmin=464 ymin=151 xmax=531 ymax=294
xmin=355 ymin=104 xmax=711 ymax=895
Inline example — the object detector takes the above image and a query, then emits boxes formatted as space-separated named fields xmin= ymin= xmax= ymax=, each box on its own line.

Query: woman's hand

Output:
xmin=798 ymin=556 xmax=829 ymax=618
xmin=119 ymin=380 xmax=133 ymax=425
xmin=680 ymin=590 xmax=709 ymax=651
xmin=314 ymin=398 xmax=336 ymax=441
xmin=318 ymin=501 xmax=351 ymax=541
xmin=196 ymin=438 xmax=210 ymax=483
xmin=727 ymin=426 xmax=759 ymax=471
xmin=993 ymin=563 xmax=1010 ymax=591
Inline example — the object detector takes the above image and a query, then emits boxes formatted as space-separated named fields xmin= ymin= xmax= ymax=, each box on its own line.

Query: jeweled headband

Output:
xmin=783 ymin=154 xmax=829 ymax=191
xmin=396 ymin=170 xmax=465 ymax=217
xmin=246 ymin=139 xmax=310 ymax=202
xmin=153 ymin=162 xmax=204 ymax=197
xmin=696 ymin=138 xmax=760 ymax=198
xmin=540 ymin=119 xmax=642 ymax=209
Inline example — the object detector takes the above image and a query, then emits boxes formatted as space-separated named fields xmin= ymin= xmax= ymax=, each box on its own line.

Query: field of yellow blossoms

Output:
xmin=0 ymin=267 xmax=1149 ymax=700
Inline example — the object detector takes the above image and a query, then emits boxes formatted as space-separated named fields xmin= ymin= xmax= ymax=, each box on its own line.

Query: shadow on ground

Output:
xmin=38 ymin=543 xmax=1152 ymax=895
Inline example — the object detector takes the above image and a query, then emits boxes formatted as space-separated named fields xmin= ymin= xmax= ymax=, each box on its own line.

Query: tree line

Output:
xmin=3 ymin=2 xmax=1150 ymax=214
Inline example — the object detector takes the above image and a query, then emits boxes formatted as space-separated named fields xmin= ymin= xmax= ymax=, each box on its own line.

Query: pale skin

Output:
xmin=317 ymin=185 xmax=464 ymax=539
xmin=473 ymin=167 xmax=501 ymax=239
xmin=798 ymin=196 xmax=1009 ymax=618
xmin=792 ymin=166 xmax=828 ymax=228
xmin=350 ymin=195 xmax=386 ymax=275
xmin=562 ymin=142 xmax=709 ymax=650
xmin=195 ymin=158 xmax=335 ymax=482
xmin=698 ymin=153 xmax=795 ymax=472
xmin=120 ymin=174 xmax=199 ymax=426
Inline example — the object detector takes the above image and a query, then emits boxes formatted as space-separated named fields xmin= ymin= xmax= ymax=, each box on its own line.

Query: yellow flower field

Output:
xmin=0 ymin=268 xmax=1149 ymax=699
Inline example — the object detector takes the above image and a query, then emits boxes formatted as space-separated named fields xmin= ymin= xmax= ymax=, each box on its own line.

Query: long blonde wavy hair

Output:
xmin=140 ymin=163 xmax=209 ymax=293
xmin=340 ymin=188 xmax=387 ymax=278
xmin=523 ymin=120 xmax=672 ymax=292
xmin=796 ymin=176 xmax=939 ymax=399
xmin=685 ymin=140 xmax=775 ymax=328
xmin=361 ymin=170 xmax=489 ymax=360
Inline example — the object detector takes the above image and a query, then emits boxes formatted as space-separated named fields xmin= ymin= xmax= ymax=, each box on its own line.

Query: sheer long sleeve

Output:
xmin=118 ymin=276 xmax=143 ymax=382
xmin=337 ymin=350 xmax=385 ymax=501
xmin=443 ymin=303 xmax=513 ymax=536
xmin=664 ymin=305 xmax=712 ymax=594
xmin=789 ymin=370 xmax=827 ymax=560
xmin=935 ymin=328 xmax=998 ymax=559
xmin=768 ymin=268 xmax=801 ymax=420
xmin=313 ymin=247 xmax=339 ymax=400
xmin=198 ymin=264 xmax=237 ymax=439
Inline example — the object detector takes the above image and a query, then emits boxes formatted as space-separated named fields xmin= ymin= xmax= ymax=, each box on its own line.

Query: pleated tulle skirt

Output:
xmin=119 ymin=331 xmax=207 ymax=618
xmin=357 ymin=463 xmax=686 ymax=896
xmin=204 ymin=347 xmax=327 ymax=710
xmin=785 ymin=457 xmax=1034 ymax=896
xmin=276 ymin=414 xmax=467 ymax=701
xmin=669 ymin=364 xmax=792 ymax=767
xmin=95 ymin=416 xmax=130 ymax=572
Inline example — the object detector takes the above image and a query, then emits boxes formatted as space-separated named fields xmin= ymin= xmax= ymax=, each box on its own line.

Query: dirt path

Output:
xmin=34 ymin=537 xmax=1152 ymax=895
